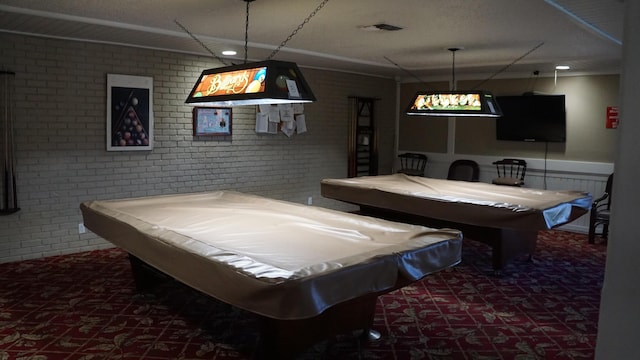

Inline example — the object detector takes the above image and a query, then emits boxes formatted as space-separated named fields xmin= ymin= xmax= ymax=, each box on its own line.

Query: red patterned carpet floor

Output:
xmin=0 ymin=230 xmax=606 ymax=359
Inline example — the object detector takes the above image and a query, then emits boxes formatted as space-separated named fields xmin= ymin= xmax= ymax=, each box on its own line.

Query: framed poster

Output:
xmin=193 ymin=107 xmax=232 ymax=136
xmin=106 ymin=74 xmax=153 ymax=151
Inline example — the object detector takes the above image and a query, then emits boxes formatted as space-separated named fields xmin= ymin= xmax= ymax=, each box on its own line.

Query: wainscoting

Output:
xmin=395 ymin=152 xmax=614 ymax=234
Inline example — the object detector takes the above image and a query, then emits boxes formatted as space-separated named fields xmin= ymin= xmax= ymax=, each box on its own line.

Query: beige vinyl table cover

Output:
xmin=80 ymin=191 xmax=462 ymax=320
xmin=321 ymin=174 xmax=593 ymax=231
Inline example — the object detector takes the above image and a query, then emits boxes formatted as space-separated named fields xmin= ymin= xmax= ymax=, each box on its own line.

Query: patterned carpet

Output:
xmin=0 ymin=230 xmax=606 ymax=359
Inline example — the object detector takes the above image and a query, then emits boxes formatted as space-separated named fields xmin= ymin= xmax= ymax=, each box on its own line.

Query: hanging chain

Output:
xmin=472 ymin=42 xmax=544 ymax=90
xmin=449 ymin=48 xmax=458 ymax=91
xmin=178 ymin=0 xmax=329 ymax=65
xmin=244 ymin=0 xmax=252 ymax=63
xmin=266 ymin=0 xmax=330 ymax=60
xmin=174 ymin=19 xmax=229 ymax=66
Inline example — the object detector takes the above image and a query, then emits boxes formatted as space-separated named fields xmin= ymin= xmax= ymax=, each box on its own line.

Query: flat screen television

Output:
xmin=496 ymin=94 xmax=566 ymax=142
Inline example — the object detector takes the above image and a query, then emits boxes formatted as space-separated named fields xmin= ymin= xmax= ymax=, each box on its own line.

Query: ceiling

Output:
xmin=0 ymin=0 xmax=626 ymax=81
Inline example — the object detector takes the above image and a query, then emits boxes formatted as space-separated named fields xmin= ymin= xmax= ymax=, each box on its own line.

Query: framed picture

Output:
xmin=106 ymin=74 xmax=153 ymax=151
xmin=193 ymin=107 xmax=232 ymax=136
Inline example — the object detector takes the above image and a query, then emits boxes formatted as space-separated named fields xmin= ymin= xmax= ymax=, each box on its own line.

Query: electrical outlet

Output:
xmin=78 ymin=223 xmax=86 ymax=234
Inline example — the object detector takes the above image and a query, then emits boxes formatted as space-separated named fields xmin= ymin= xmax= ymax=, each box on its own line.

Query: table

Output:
xmin=321 ymin=174 xmax=592 ymax=273
xmin=80 ymin=190 xmax=462 ymax=358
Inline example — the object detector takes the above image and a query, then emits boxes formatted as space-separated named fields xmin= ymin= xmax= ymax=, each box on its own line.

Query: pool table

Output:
xmin=80 ymin=190 xmax=462 ymax=358
xmin=321 ymin=174 xmax=591 ymax=274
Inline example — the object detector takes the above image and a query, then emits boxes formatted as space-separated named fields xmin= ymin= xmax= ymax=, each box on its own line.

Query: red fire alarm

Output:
xmin=606 ymin=106 xmax=619 ymax=129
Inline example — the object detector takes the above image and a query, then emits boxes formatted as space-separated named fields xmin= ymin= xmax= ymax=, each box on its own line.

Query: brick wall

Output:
xmin=0 ymin=34 xmax=397 ymax=263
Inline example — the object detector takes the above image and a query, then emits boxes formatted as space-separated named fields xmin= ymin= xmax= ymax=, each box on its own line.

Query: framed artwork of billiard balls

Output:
xmin=106 ymin=74 xmax=153 ymax=151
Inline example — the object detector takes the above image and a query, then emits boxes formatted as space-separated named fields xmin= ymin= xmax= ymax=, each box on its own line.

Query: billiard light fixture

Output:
xmin=406 ymin=90 xmax=502 ymax=117
xmin=186 ymin=59 xmax=316 ymax=106
xmin=185 ymin=0 xmax=317 ymax=107
xmin=406 ymin=48 xmax=502 ymax=117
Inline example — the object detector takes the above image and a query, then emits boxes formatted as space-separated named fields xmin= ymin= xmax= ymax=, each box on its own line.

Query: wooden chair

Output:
xmin=397 ymin=153 xmax=428 ymax=177
xmin=589 ymin=173 xmax=613 ymax=244
xmin=447 ymin=159 xmax=480 ymax=182
xmin=492 ymin=158 xmax=526 ymax=186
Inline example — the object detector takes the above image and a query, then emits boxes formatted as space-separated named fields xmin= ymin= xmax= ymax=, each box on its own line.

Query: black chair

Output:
xmin=492 ymin=158 xmax=527 ymax=186
xmin=589 ymin=173 xmax=613 ymax=244
xmin=397 ymin=153 xmax=428 ymax=177
xmin=447 ymin=159 xmax=480 ymax=182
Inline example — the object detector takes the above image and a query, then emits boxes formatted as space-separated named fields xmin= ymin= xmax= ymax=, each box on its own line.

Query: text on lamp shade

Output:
xmin=191 ymin=67 xmax=267 ymax=97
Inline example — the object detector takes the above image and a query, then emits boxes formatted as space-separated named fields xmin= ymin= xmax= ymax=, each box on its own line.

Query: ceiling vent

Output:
xmin=359 ymin=23 xmax=403 ymax=31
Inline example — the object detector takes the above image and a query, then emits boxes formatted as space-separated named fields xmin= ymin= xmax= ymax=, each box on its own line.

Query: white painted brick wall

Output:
xmin=0 ymin=33 xmax=397 ymax=263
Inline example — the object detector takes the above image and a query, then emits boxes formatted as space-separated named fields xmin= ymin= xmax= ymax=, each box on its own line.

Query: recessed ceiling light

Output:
xmin=221 ymin=50 xmax=237 ymax=56
xmin=555 ymin=65 xmax=570 ymax=70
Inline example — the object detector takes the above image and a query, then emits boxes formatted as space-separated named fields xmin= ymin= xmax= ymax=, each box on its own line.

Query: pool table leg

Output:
xmin=128 ymin=254 xmax=170 ymax=291
xmin=128 ymin=253 xmax=386 ymax=359
xmin=489 ymin=229 xmax=538 ymax=274
xmin=256 ymin=292 xmax=379 ymax=359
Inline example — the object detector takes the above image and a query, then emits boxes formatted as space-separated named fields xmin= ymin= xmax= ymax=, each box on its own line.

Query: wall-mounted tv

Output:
xmin=496 ymin=94 xmax=566 ymax=142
